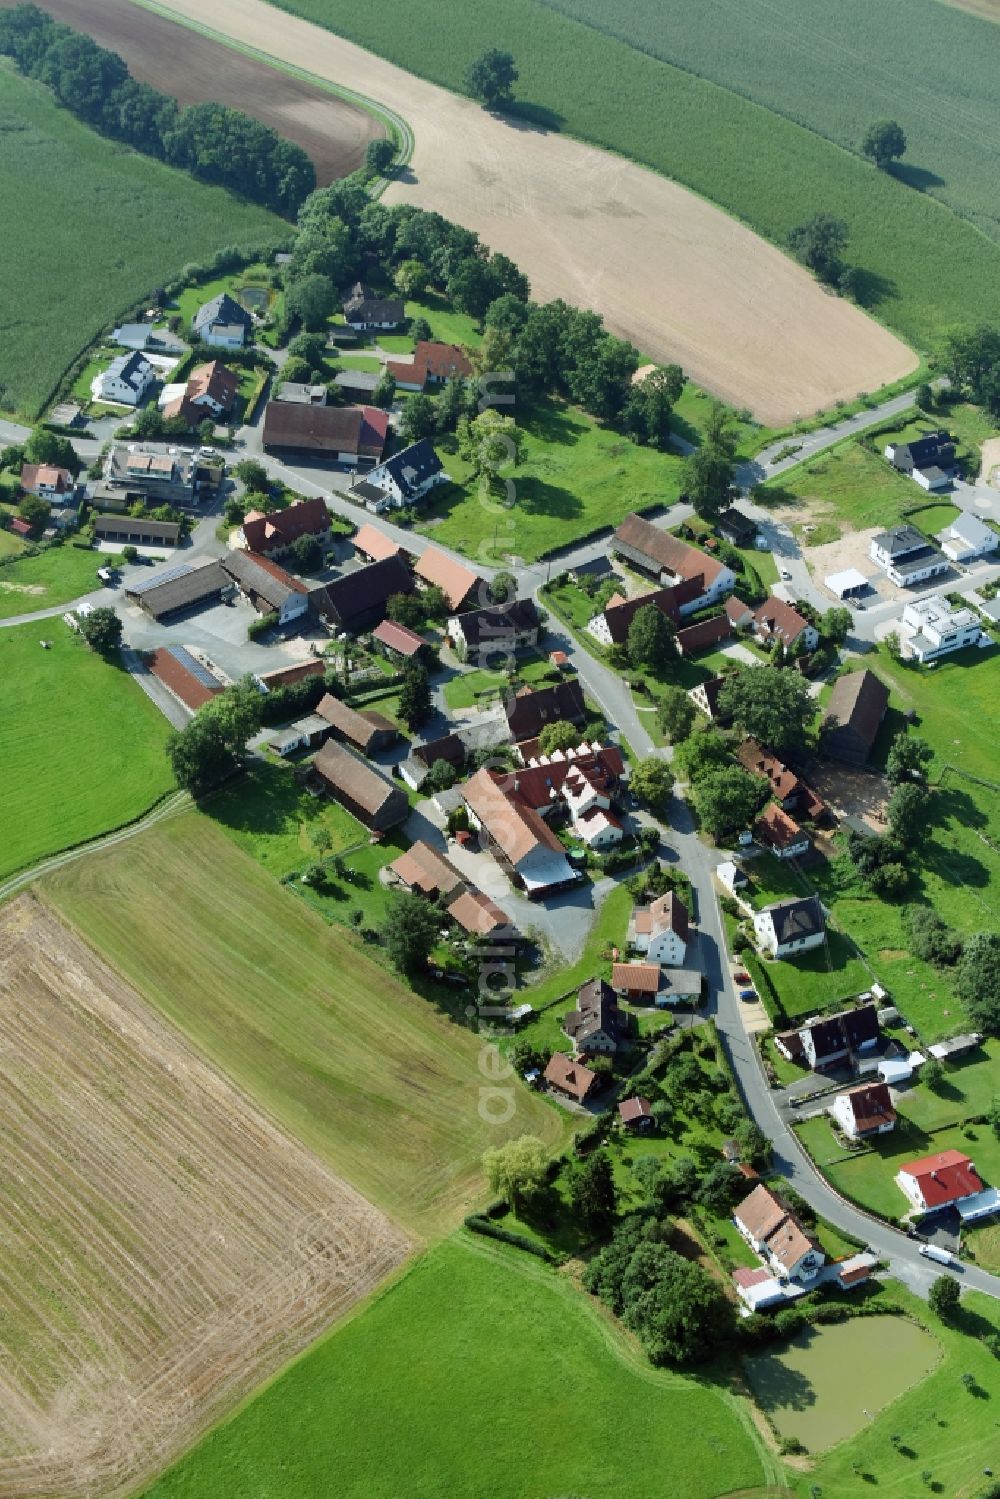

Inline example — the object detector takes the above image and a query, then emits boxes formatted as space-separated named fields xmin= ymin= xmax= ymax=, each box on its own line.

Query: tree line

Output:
xmin=0 ymin=5 xmax=315 ymax=216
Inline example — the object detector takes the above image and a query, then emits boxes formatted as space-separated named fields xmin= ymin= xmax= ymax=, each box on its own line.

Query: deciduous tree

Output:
xmin=384 ymin=889 xmax=439 ymax=974
xmin=861 ymin=119 xmax=907 ymax=170
xmin=788 ymin=214 xmax=849 ymax=285
xmin=694 ymin=766 xmax=768 ymax=840
xmin=464 ymin=48 xmax=518 ymax=110
xmin=78 ymin=605 xmax=122 ymax=655
xmin=656 ymin=686 xmax=696 ymax=744
xmin=627 ymin=603 xmax=675 ymax=672
xmin=482 ymin=1134 xmax=547 ymax=1211
xmin=630 ymin=757 xmax=674 ymax=813
xmin=718 ymin=666 xmax=817 ymax=753
xmin=886 ymin=733 xmax=934 ymax=784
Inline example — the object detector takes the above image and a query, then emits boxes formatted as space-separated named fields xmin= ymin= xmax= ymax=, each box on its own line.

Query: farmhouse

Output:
xmin=160 ymin=360 xmax=239 ymax=427
xmin=734 ymin=1184 xmax=824 ymax=1284
xmin=385 ymin=340 xmax=473 ymax=392
xmin=753 ymin=804 xmax=811 ymax=860
xmin=356 ymin=439 xmax=447 ymax=511
xmin=413 ymin=547 xmax=481 ymax=613
xmin=193 ymin=292 xmax=253 ymax=348
xmin=312 ymin=740 xmax=408 ymax=832
xmin=20 ymin=463 xmax=73 ymax=501
xmin=752 ymin=597 xmax=818 ymax=654
xmin=820 ymin=669 xmax=889 ymax=766
xmin=674 ymin=613 xmax=731 ymax=656
xmin=389 ymin=841 xmax=463 ymax=899
xmin=544 ymin=1051 xmax=597 ymax=1104
xmin=353 ymin=523 xmax=404 ymax=564
xmin=588 ymin=580 xmax=703 ymax=647
xmin=316 ymin=692 xmax=398 ymax=753
xmin=219 ymin=552 xmax=309 ymax=625
xmin=612 ymin=513 xmax=735 ymax=610
xmin=461 ymin=767 xmax=576 ymax=899
xmin=94 ymin=351 xmax=156 ymax=407
xmin=564 ymin=978 xmax=623 ymax=1054
xmin=900 ymin=594 xmax=983 ymax=662
xmin=776 ymin=1003 xmax=880 ymax=1071
xmin=832 ymin=1081 xmax=896 ymax=1141
xmin=242 ymin=495 xmax=331 ymax=558
xmin=884 ymin=430 xmax=956 ymax=490
xmin=342 ymin=282 xmax=405 ymax=330
xmin=505 ymin=680 xmax=587 ymax=743
xmin=611 ymin=963 xmax=661 ymax=1001
xmin=255 ymin=659 xmax=326 ymax=692
xmin=629 ymin=890 xmax=689 ymax=966
xmin=753 ymin=895 xmax=825 ymax=959
xmin=895 ymin=1149 xmax=984 ymax=1214
xmin=261 ymin=403 xmax=388 ymax=465
xmin=737 ymin=741 xmax=826 ymax=820
xmin=323 ymin=554 xmax=413 ymax=633
xmin=938 ymin=511 xmax=999 ymax=563
xmin=448 ymin=599 xmax=540 ymax=657
xmin=371 ymin=618 xmax=428 ymax=662
xmin=125 ymin=561 xmax=232 ymax=621
xmin=688 ymin=676 xmax=732 ymax=723
xmin=92 ymin=515 xmax=181 ymax=548
xmin=869 ymin=524 xmax=948 ymax=587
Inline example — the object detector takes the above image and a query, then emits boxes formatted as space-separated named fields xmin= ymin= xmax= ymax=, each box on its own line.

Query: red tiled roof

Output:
xmin=243 ymin=495 xmax=330 ymax=553
xmin=148 ymin=648 xmax=222 ymax=711
xmin=354 ymin=522 xmax=403 ymax=563
xmin=20 ymin=463 xmax=72 ymax=494
xmin=675 ymin=614 xmax=730 ymax=654
xmin=618 ymin=1096 xmax=652 ymax=1124
xmin=840 ymin=1082 xmax=896 ymax=1134
xmin=446 ymin=887 xmax=509 ymax=937
xmin=899 ymin=1149 xmax=983 ymax=1207
xmin=615 ymin=513 xmax=729 ymax=586
xmin=544 ymin=1051 xmax=597 ymax=1101
xmin=754 ymin=803 xmax=807 ymax=851
xmin=415 ymin=547 xmax=480 ymax=611
xmin=753 ymin=596 xmax=812 ymax=646
xmin=612 ymin=962 xmax=660 ymax=993
xmin=385 ymin=340 xmax=472 ymax=387
xmin=372 ymin=618 xmax=425 ymax=656
xmin=10 ymin=517 xmax=33 ymax=536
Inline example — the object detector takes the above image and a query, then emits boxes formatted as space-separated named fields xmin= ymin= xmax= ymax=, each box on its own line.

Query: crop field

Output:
xmin=140 ymin=1235 xmax=768 ymax=1499
xmin=0 ymin=895 xmax=408 ymax=1499
xmin=155 ymin=0 xmax=914 ymax=425
xmin=43 ymin=813 xmax=568 ymax=1236
xmin=0 ymin=64 xmax=284 ymax=418
xmin=0 ymin=621 xmax=174 ymax=881
xmin=251 ymin=0 xmax=1000 ymax=355
xmin=545 ymin=0 xmax=1000 ymax=248
xmin=12 ymin=0 xmax=383 ymax=184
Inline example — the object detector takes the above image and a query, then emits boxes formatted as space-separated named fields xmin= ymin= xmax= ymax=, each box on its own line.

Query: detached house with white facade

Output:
xmin=93 ymin=351 xmax=155 ymax=406
xmin=869 ymin=524 xmax=948 ymax=588
xmin=754 ymin=895 xmax=825 ymax=959
xmin=900 ymin=595 xmax=983 ymax=662
xmin=734 ymin=1184 xmax=825 ymax=1285
xmin=629 ymin=890 xmax=690 ymax=966
xmin=938 ymin=511 xmax=999 ymax=564
xmin=193 ymin=292 xmax=253 ymax=349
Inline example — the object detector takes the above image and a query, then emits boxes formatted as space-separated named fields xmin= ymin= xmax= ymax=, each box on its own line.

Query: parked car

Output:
xmin=738 ymin=987 xmax=757 ymax=1002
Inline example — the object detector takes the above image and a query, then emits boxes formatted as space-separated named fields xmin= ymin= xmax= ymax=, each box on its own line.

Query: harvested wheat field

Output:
xmin=152 ymin=0 xmax=916 ymax=422
xmin=0 ymin=0 xmax=383 ymax=184
xmin=0 ymin=896 xmax=408 ymax=1499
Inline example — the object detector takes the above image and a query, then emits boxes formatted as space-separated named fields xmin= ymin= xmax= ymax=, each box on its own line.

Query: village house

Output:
xmin=896 ymin=1149 xmax=985 ymax=1214
xmin=752 ymin=597 xmax=818 ymax=654
xmin=938 ymin=511 xmax=998 ymax=564
xmin=19 ymin=464 xmax=74 ymax=502
xmin=94 ymin=350 xmax=156 ymax=406
xmin=753 ymin=803 xmax=811 ymax=860
xmin=716 ymin=506 xmax=760 ymax=548
xmin=611 ymin=962 xmax=661 ymax=1002
xmin=219 ymin=552 xmax=310 ymax=626
xmin=884 ymin=430 xmax=956 ymax=490
xmin=352 ymin=522 xmax=404 ymax=565
xmin=312 ymin=740 xmax=408 ymax=832
xmin=544 ymin=1051 xmax=598 ymax=1104
xmin=564 ymin=978 xmax=624 ymax=1054
xmin=316 ymin=692 xmax=398 ymax=754
xmin=446 ymin=887 xmax=511 ymax=940
xmin=193 ymin=292 xmax=254 ymax=348
xmin=448 ymin=599 xmax=540 ymax=658
xmin=159 ymin=360 xmax=239 ymax=428
xmin=241 ymin=495 xmax=331 ymax=558
xmin=820 ymin=669 xmax=890 ymax=766
xmin=725 ymin=595 xmax=754 ymax=631
xmin=737 ymin=740 xmax=826 ymax=821
xmin=573 ymin=804 xmax=624 ymax=849
xmin=688 ymin=675 xmax=733 ymax=724
xmin=734 ymin=1184 xmax=825 ymax=1284
xmin=261 ymin=403 xmax=388 ymax=466
xmin=753 ymin=895 xmax=825 ymax=959
xmin=505 ymin=680 xmax=587 ymax=744
xmin=322 ymin=554 xmax=414 ymax=634
xmin=674 ymin=613 xmax=731 ymax=656
xmin=629 ymin=890 xmax=689 ymax=966
xmin=618 ymin=1096 xmax=653 ymax=1133
xmin=342 ymin=282 xmax=405 ymax=330
xmin=899 ymin=594 xmax=983 ymax=662
xmin=869 ymin=524 xmax=948 ymax=588
xmin=384 ymin=340 xmax=473 ymax=392
xmin=612 ymin=512 xmax=736 ymax=610
xmin=775 ymin=1002 xmax=880 ymax=1071
xmin=716 ymin=859 xmax=748 ymax=895
xmin=413 ymin=547 xmax=482 ymax=614
xmin=351 ymin=439 xmax=447 ymax=512
xmin=388 ymin=841 xmax=464 ymax=900
xmin=831 ymin=1081 xmax=896 ymax=1141
xmin=461 ymin=766 xmax=577 ymax=899
xmin=587 ymin=580 xmax=702 ymax=648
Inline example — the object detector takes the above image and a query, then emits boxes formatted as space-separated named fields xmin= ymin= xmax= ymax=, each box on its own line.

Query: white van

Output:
xmin=918 ymin=1243 xmax=959 ymax=1268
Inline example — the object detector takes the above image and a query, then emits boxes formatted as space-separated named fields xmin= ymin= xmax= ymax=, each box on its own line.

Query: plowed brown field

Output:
xmin=0 ymin=896 xmax=408 ymax=1499
xmin=0 ymin=0 xmax=383 ymax=183
xmin=148 ymin=0 xmax=916 ymax=423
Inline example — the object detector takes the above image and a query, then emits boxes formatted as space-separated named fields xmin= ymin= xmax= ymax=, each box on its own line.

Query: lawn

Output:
xmin=404 ymin=289 xmax=483 ymax=350
xmin=173 ymin=263 xmax=278 ymax=331
xmin=141 ymin=1234 xmax=767 ymax=1499
xmin=514 ymin=883 xmax=632 ymax=1052
xmin=416 ymin=397 xmax=684 ymax=563
xmin=0 ymin=66 xmax=284 ymax=418
xmin=274 ymin=0 xmax=1000 ymax=351
xmin=0 ymin=621 xmax=174 ymax=878
xmin=758 ymin=930 xmax=873 ymax=1022
xmin=442 ymin=653 xmax=554 ymax=710
xmin=207 ymin=760 xmax=368 ymax=877
xmin=0 ymin=541 xmax=123 ymax=619
xmin=44 ymin=813 xmax=567 ymax=1238
xmin=866 ymin=643 xmax=1000 ymax=783
xmin=761 ymin=440 xmax=920 ymax=543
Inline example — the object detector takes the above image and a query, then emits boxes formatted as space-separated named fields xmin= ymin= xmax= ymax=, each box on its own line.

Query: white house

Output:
xmin=831 ymin=1082 xmax=896 ymax=1141
xmin=869 ymin=525 xmax=948 ymax=588
xmin=895 ymin=1149 xmax=984 ymax=1213
xmin=193 ymin=292 xmax=253 ymax=349
xmin=900 ymin=595 xmax=982 ymax=662
xmin=734 ymin=1184 xmax=825 ymax=1284
xmin=753 ymin=895 xmax=825 ymax=959
xmin=574 ymin=804 xmax=624 ymax=848
xmin=631 ymin=890 xmax=689 ymax=966
xmin=938 ymin=511 xmax=999 ymax=564
xmin=716 ymin=860 xmax=748 ymax=895
xmin=357 ymin=440 xmax=447 ymax=511
xmin=93 ymin=351 xmax=155 ymax=407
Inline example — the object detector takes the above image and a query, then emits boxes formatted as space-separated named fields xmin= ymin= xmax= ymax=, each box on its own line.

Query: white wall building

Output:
xmin=938 ymin=511 xmax=999 ymax=564
xmin=754 ymin=896 xmax=825 ymax=959
xmin=93 ymin=351 xmax=155 ymax=407
xmin=900 ymin=595 xmax=982 ymax=662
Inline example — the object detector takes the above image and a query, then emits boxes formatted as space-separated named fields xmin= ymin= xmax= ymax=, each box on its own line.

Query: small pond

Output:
xmin=742 ymin=1316 xmax=940 ymax=1452
xmin=236 ymin=284 xmax=270 ymax=311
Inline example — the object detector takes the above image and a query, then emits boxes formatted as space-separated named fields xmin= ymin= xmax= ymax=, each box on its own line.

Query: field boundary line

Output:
xmin=128 ymin=0 xmax=415 ymax=171
xmin=0 ymin=788 xmax=191 ymax=903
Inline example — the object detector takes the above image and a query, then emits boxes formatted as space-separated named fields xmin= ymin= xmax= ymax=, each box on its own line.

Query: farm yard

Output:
xmin=43 ymin=812 xmax=568 ymax=1236
xmin=0 ymin=621 xmax=174 ymax=881
xmin=0 ymin=64 xmax=284 ymax=418
xmin=139 ymin=1234 xmax=769 ymax=1499
xmin=0 ymin=895 xmax=409 ymax=1499
xmin=256 ymin=0 xmax=1000 ymax=353
xmin=152 ymin=0 xmax=914 ymax=424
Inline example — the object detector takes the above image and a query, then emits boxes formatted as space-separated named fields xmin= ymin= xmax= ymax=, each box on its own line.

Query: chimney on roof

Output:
xmin=930 ymin=1170 xmax=939 ymax=1181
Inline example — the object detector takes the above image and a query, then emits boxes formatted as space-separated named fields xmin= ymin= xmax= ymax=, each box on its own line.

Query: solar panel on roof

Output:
xmin=128 ymin=563 xmax=192 ymax=596
xmin=166 ymin=646 xmax=221 ymax=691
